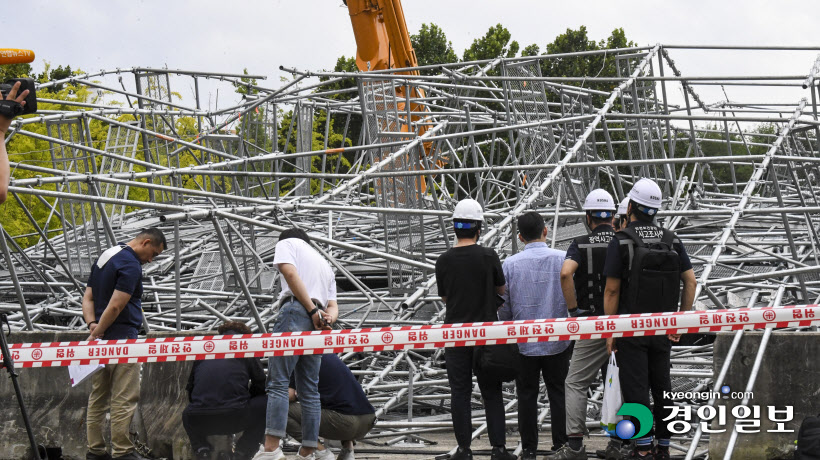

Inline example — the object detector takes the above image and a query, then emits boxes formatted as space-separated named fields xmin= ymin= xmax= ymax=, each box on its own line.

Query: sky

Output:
xmin=8 ymin=0 xmax=820 ymax=110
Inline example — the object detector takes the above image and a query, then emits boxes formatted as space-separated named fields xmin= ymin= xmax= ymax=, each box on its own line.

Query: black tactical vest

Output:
xmin=573 ymin=226 xmax=615 ymax=315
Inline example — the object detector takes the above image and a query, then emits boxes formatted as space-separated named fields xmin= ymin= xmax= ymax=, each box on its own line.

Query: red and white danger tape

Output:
xmin=3 ymin=305 xmax=818 ymax=368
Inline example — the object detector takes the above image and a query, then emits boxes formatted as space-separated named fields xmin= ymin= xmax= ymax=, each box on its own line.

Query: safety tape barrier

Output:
xmin=2 ymin=305 xmax=818 ymax=368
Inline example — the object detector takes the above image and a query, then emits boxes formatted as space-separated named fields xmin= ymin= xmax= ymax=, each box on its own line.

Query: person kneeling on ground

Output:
xmin=287 ymin=354 xmax=376 ymax=460
xmin=183 ymin=321 xmax=267 ymax=460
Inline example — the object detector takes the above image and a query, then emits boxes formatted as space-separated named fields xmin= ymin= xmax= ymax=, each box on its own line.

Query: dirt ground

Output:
xmin=285 ymin=431 xmax=615 ymax=459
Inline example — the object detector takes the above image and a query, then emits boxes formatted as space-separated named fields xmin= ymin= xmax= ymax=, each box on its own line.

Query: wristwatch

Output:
xmin=308 ymin=308 xmax=319 ymax=317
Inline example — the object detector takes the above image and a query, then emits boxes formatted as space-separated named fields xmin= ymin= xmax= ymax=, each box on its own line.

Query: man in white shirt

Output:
xmin=253 ymin=228 xmax=338 ymax=460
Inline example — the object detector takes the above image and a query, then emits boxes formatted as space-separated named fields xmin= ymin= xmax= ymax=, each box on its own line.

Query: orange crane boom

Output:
xmin=345 ymin=0 xmax=419 ymax=74
xmin=345 ymin=0 xmax=441 ymax=193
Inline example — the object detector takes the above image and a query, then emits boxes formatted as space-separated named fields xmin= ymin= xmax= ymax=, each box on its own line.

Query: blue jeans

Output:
xmin=266 ymin=300 xmax=321 ymax=447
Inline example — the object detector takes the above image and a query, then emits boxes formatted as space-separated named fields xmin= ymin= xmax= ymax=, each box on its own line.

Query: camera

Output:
xmin=0 ymin=77 xmax=37 ymax=116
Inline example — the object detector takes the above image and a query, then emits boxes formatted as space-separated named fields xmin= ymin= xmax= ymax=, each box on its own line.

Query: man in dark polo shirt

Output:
xmin=603 ymin=179 xmax=696 ymax=460
xmin=287 ymin=354 xmax=376 ymax=460
xmin=82 ymin=228 xmax=166 ymax=460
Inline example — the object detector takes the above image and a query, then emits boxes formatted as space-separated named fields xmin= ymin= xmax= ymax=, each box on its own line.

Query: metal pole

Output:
xmin=210 ymin=217 xmax=266 ymax=332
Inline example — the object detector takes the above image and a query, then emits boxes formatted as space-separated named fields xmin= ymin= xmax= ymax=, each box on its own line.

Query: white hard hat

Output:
xmin=617 ymin=197 xmax=629 ymax=216
xmin=582 ymin=189 xmax=616 ymax=217
xmin=628 ymin=178 xmax=663 ymax=212
xmin=452 ymin=198 xmax=484 ymax=221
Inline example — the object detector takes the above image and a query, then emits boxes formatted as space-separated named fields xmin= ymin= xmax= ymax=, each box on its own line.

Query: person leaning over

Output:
xmin=435 ymin=198 xmax=515 ymax=460
xmin=254 ymin=228 xmax=338 ymax=460
xmin=555 ymin=189 xmax=626 ymax=460
xmin=183 ymin=321 xmax=267 ymax=460
xmin=603 ymin=178 xmax=697 ymax=460
xmin=82 ymin=228 xmax=167 ymax=460
xmin=286 ymin=354 xmax=376 ymax=460
xmin=497 ymin=211 xmax=571 ymax=460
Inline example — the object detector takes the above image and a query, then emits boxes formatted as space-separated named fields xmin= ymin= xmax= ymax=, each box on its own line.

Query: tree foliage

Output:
xmin=462 ymin=24 xmax=519 ymax=62
xmin=411 ymin=23 xmax=458 ymax=75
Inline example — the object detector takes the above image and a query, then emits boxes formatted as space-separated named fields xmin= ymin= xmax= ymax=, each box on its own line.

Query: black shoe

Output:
xmin=521 ymin=448 xmax=537 ymax=460
xmin=491 ymin=446 xmax=516 ymax=460
xmin=451 ymin=447 xmax=473 ymax=460
xmin=87 ymin=452 xmax=112 ymax=460
xmin=652 ymin=446 xmax=670 ymax=460
xmin=549 ymin=445 xmax=587 ymax=460
xmin=598 ymin=440 xmax=632 ymax=460
xmin=112 ymin=452 xmax=151 ymax=460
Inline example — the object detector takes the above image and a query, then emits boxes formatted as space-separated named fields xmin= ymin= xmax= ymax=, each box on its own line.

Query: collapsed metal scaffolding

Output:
xmin=2 ymin=45 xmax=820 ymax=457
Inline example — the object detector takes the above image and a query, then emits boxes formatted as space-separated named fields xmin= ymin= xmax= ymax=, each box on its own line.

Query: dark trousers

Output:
xmin=445 ymin=346 xmax=507 ymax=449
xmin=616 ymin=336 xmax=674 ymax=441
xmin=516 ymin=345 xmax=572 ymax=450
xmin=182 ymin=395 xmax=267 ymax=455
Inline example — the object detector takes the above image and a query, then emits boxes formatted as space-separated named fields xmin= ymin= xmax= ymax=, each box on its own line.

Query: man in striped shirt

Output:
xmin=498 ymin=211 xmax=571 ymax=459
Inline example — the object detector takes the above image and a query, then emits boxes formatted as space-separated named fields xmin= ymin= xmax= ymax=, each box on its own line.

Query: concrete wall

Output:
xmin=0 ymin=331 xmax=207 ymax=460
xmin=710 ymin=331 xmax=820 ymax=460
xmin=0 ymin=331 xmax=90 ymax=460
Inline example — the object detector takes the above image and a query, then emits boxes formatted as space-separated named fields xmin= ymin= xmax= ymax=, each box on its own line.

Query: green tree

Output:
xmin=462 ymin=24 xmax=518 ymax=62
xmin=0 ymin=63 xmax=32 ymax=81
xmin=521 ymin=44 xmax=540 ymax=57
xmin=2 ymin=67 xmax=118 ymax=246
xmin=37 ymin=64 xmax=73 ymax=92
xmin=411 ymin=23 xmax=458 ymax=75
xmin=542 ymin=27 xmax=635 ymax=88
xmin=320 ymin=56 xmax=358 ymax=102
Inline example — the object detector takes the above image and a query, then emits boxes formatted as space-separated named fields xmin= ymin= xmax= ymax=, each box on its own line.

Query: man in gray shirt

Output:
xmin=498 ymin=212 xmax=571 ymax=460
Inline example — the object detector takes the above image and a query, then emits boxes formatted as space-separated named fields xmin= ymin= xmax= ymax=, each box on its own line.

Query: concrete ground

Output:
xmin=284 ymin=431 xmax=615 ymax=459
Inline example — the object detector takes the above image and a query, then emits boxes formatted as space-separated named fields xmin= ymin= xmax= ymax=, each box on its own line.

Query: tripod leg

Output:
xmin=0 ymin=320 xmax=42 ymax=460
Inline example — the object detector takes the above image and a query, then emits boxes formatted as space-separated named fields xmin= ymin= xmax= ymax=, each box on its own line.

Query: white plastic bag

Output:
xmin=600 ymin=352 xmax=623 ymax=435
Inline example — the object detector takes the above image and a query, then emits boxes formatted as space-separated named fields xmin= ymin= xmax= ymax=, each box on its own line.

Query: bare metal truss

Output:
xmin=2 ymin=45 xmax=820 ymax=457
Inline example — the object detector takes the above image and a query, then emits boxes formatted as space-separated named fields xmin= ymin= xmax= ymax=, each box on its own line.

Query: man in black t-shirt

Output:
xmin=602 ymin=179 xmax=697 ymax=460
xmin=435 ymin=198 xmax=513 ymax=460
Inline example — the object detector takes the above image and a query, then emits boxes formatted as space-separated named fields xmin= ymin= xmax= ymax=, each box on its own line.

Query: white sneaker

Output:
xmin=251 ymin=446 xmax=285 ymax=460
xmin=336 ymin=448 xmax=354 ymax=460
xmin=314 ymin=449 xmax=335 ymax=460
xmin=295 ymin=453 xmax=316 ymax=460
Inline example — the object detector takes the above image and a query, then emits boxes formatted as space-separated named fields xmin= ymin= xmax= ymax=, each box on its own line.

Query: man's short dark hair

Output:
xmin=279 ymin=228 xmax=311 ymax=244
xmin=629 ymin=200 xmax=655 ymax=223
xmin=517 ymin=211 xmax=545 ymax=242
xmin=218 ymin=321 xmax=252 ymax=335
xmin=454 ymin=220 xmax=481 ymax=240
xmin=136 ymin=227 xmax=167 ymax=250
xmin=586 ymin=212 xmax=611 ymax=226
